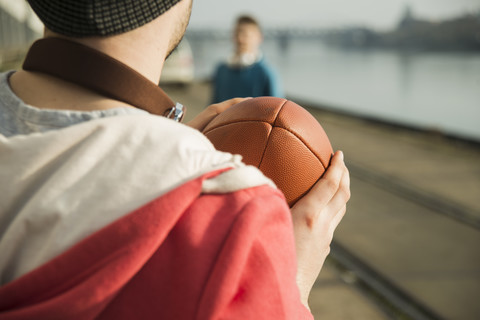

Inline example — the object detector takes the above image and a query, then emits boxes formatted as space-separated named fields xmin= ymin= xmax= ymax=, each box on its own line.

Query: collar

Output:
xmin=228 ymin=51 xmax=263 ymax=68
xmin=22 ymin=37 xmax=184 ymax=121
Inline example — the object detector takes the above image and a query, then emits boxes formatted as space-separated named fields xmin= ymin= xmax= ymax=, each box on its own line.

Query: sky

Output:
xmin=189 ymin=0 xmax=480 ymax=31
xmin=2 ymin=0 xmax=479 ymax=33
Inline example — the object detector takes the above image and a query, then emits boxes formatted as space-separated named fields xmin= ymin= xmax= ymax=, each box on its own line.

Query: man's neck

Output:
xmin=46 ymin=28 xmax=167 ymax=85
xmin=8 ymin=20 xmax=173 ymax=112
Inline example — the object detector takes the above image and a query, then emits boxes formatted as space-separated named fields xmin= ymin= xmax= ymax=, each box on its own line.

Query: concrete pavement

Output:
xmin=304 ymin=104 xmax=480 ymax=320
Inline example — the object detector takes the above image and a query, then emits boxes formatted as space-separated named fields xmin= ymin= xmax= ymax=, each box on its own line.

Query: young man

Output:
xmin=212 ymin=15 xmax=283 ymax=103
xmin=0 ymin=1 xmax=350 ymax=319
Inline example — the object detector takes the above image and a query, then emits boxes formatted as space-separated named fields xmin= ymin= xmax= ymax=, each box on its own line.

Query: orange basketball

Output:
xmin=202 ymin=97 xmax=333 ymax=207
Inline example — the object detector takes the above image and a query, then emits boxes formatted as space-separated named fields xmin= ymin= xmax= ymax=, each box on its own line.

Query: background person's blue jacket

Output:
xmin=212 ymin=58 xmax=283 ymax=103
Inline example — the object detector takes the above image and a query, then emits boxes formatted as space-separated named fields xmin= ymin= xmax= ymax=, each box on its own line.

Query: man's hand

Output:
xmin=186 ymin=97 xmax=250 ymax=131
xmin=291 ymin=151 xmax=350 ymax=309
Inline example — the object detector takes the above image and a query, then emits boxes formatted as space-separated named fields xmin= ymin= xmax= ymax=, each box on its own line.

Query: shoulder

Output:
xmin=96 ymin=113 xmax=209 ymax=147
xmin=0 ymin=113 xmax=253 ymax=283
xmin=215 ymin=62 xmax=231 ymax=72
xmin=256 ymin=58 xmax=276 ymax=73
xmin=213 ymin=63 xmax=233 ymax=82
xmin=248 ymin=58 xmax=274 ymax=77
xmin=255 ymin=57 xmax=272 ymax=68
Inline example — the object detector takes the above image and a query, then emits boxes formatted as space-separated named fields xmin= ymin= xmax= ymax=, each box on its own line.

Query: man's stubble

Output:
xmin=166 ymin=0 xmax=193 ymax=59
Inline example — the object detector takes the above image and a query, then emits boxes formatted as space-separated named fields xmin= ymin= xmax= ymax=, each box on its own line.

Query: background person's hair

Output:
xmin=236 ymin=15 xmax=262 ymax=32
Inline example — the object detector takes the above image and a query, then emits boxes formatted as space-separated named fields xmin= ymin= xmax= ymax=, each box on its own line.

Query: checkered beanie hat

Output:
xmin=27 ymin=0 xmax=183 ymax=37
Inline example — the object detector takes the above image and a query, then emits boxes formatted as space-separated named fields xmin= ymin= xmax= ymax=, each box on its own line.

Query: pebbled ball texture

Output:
xmin=202 ymin=97 xmax=333 ymax=207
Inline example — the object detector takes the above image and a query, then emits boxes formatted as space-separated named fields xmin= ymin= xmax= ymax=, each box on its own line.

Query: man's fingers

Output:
xmin=211 ymin=97 xmax=251 ymax=113
xmin=186 ymin=97 xmax=246 ymax=130
xmin=329 ymin=162 xmax=351 ymax=214
xmin=294 ymin=150 xmax=347 ymax=210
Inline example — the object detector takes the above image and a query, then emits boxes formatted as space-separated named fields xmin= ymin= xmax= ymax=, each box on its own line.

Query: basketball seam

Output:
xmin=203 ymin=120 xmax=272 ymax=136
xmin=273 ymin=101 xmax=329 ymax=170
xmin=276 ymin=127 xmax=329 ymax=170
xmin=259 ymin=127 xmax=324 ymax=207
xmin=204 ymin=121 xmax=330 ymax=170
xmin=274 ymin=127 xmax=326 ymax=170
xmin=257 ymin=100 xmax=288 ymax=171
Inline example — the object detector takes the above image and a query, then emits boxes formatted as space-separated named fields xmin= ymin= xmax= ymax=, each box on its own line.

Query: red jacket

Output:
xmin=0 ymin=170 xmax=312 ymax=320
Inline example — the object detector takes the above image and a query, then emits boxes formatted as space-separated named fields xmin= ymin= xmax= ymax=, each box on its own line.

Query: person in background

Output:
xmin=212 ymin=15 xmax=283 ymax=103
xmin=0 ymin=0 xmax=349 ymax=318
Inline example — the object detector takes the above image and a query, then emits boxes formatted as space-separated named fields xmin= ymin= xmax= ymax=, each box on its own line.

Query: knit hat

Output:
xmin=27 ymin=0 xmax=183 ymax=37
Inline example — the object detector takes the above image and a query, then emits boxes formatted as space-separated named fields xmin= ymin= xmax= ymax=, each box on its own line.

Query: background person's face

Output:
xmin=234 ymin=23 xmax=262 ymax=54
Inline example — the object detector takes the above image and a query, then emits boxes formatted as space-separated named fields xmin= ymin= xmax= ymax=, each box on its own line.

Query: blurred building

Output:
xmin=390 ymin=5 xmax=480 ymax=51
xmin=321 ymin=5 xmax=480 ymax=52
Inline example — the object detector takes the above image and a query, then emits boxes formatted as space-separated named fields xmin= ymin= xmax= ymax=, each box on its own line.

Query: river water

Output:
xmin=187 ymin=35 xmax=480 ymax=142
